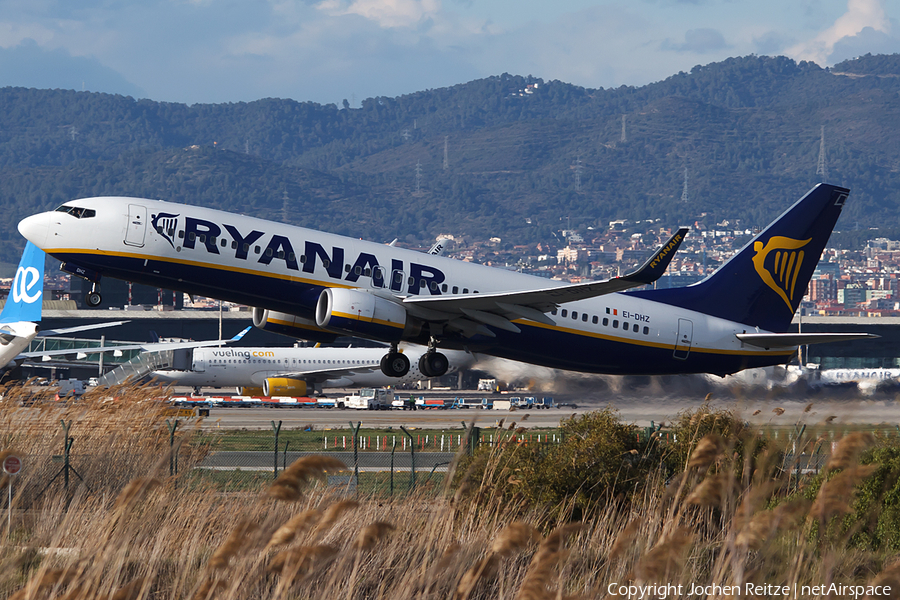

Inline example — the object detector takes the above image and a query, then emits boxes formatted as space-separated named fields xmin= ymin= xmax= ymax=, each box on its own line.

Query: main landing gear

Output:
xmin=85 ymin=282 xmax=102 ymax=307
xmin=418 ymin=350 xmax=449 ymax=378
xmin=379 ymin=339 xmax=450 ymax=379
xmin=380 ymin=344 xmax=410 ymax=378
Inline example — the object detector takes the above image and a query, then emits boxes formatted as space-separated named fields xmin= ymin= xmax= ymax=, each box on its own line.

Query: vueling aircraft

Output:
xmin=17 ymin=183 xmax=873 ymax=378
xmin=150 ymin=343 xmax=477 ymax=396
xmin=0 ymin=242 xmax=133 ymax=371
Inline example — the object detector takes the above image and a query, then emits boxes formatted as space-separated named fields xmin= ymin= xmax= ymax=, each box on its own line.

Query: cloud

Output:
xmin=752 ymin=31 xmax=793 ymax=55
xmin=315 ymin=0 xmax=442 ymax=28
xmin=828 ymin=22 xmax=900 ymax=64
xmin=788 ymin=0 xmax=890 ymax=65
xmin=0 ymin=39 xmax=144 ymax=97
xmin=660 ymin=28 xmax=730 ymax=54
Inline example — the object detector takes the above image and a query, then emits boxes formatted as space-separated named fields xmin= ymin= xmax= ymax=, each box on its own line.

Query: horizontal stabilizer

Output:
xmin=736 ymin=332 xmax=879 ymax=349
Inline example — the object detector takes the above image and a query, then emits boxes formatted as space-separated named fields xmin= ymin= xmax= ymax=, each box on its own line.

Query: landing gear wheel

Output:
xmin=380 ymin=352 xmax=410 ymax=377
xmin=85 ymin=291 xmax=102 ymax=307
xmin=419 ymin=352 xmax=449 ymax=378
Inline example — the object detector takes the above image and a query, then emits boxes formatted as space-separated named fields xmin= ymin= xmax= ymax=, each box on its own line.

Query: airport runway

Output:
xmin=193 ymin=392 xmax=900 ymax=430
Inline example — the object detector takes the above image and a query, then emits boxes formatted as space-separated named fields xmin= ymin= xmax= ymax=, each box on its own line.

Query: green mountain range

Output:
xmin=2 ymin=53 xmax=900 ymax=273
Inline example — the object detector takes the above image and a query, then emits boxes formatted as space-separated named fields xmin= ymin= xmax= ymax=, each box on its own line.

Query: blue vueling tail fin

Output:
xmin=1 ymin=242 xmax=45 ymax=323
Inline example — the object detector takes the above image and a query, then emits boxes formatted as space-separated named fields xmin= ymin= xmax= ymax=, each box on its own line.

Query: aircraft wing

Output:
xmin=38 ymin=320 xmax=130 ymax=337
xmin=401 ymin=228 xmax=688 ymax=336
xmin=19 ymin=326 xmax=252 ymax=359
xmin=273 ymin=363 xmax=381 ymax=384
xmin=736 ymin=332 xmax=880 ymax=349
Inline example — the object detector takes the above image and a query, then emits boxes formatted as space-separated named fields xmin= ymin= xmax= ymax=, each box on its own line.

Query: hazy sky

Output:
xmin=0 ymin=0 xmax=898 ymax=106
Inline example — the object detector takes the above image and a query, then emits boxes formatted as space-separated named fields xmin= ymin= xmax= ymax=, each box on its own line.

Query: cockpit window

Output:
xmin=54 ymin=205 xmax=96 ymax=219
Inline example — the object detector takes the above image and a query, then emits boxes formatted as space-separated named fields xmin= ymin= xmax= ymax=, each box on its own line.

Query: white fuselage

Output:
xmin=17 ymin=196 xmax=795 ymax=376
xmin=151 ymin=344 xmax=476 ymax=389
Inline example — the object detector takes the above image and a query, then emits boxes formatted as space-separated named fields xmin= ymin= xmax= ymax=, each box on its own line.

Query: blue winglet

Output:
xmin=1 ymin=242 xmax=45 ymax=323
xmin=231 ymin=326 xmax=252 ymax=342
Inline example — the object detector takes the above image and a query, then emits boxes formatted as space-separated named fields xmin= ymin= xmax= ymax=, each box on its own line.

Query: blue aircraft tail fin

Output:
xmin=630 ymin=183 xmax=849 ymax=332
xmin=1 ymin=241 xmax=45 ymax=323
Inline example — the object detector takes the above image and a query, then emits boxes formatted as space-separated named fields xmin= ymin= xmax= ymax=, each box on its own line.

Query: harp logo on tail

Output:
xmin=752 ymin=236 xmax=812 ymax=313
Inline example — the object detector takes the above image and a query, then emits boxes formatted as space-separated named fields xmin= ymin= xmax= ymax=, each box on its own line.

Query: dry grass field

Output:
xmin=2 ymin=384 xmax=900 ymax=599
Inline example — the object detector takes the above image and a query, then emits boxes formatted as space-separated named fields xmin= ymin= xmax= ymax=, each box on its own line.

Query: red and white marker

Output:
xmin=2 ymin=455 xmax=21 ymax=475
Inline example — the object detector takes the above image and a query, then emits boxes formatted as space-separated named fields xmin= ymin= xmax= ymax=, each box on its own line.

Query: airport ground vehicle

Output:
xmin=344 ymin=388 xmax=394 ymax=410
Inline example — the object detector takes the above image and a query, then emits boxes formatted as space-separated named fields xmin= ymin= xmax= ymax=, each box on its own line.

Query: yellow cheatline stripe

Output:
xmin=52 ymin=249 xmax=791 ymax=359
xmin=331 ymin=311 xmax=404 ymax=329
xmin=513 ymin=319 xmax=794 ymax=357
xmin=45 ymin=248 xmax=355 ymax=290
xmin=267 ymin=317 xmax=326 ymax=332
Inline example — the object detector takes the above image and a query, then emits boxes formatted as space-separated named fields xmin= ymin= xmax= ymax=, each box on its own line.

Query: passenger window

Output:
xmin=277 ymin=250 xmax=285 ymax=259
xmin=582 ymin=314 xmax=588 ymax=322
xmin=420 ymin=279 xmax=426 ymax=288
xmin=322 ymin=259 xmax=331 ymax=268
xmin=242 ymin=243 xmax=249 ymax=252
xmin=643 ymin=326 xmax=649 ymax=335
xmin=592 ymin=316 xmax=598 ymax=324
xmin=199 ymin=234 xmax=206 ymax=243
xmin=178 ymin=231 xmax=185 ymax=239
xmin=408 ymin=276 xmax=415 ymax=286
xmin=355 ymin=266 xmax=362 ymax=275
xmin=613 ymin=320 xmax=619 ymax=328
xmin=623 ymin=322 xmax=629 ymax=330
xmin=364 ymin=267 xmax=371 ymax=277
xmin=633 ymin=324 xmax=639 ymax=333
xmin=571 ymin=311 xmax=578 ymax=319
xmin=232 ymin=241 xmax=238 ymax=249
xmin=551 ymin=308 xmax=557 ymax=315
xmin=300 ymin=254 xmax=307 ymax=263
xmin=265 ymin=248 xmax=273 ymax=257
xmin=453 ymin=286 xmax=459 ymax=294
xmin=561 ymin=309 xmax=568 ymax=317
xmin=430 ymin=281 xmax=438 ymax=291
xmin=463 ymin=288 xmax=469 ymax=294
xmin=188 ymin=232 xmax=196 ymax=241
xmin=254 ymin=246 xmax=261 ymax=254
xmin=441 ymin=284 xmax=448 ymax=292
xmin=221 ymin=238 xmax=227 ymax=247
xmin=289 ymin=252 xmax=295 ymax=261
xmin=602 ymin=318 xmax=609 ymax=326
xmin=345 ymin=264 xmax=351 ymax=272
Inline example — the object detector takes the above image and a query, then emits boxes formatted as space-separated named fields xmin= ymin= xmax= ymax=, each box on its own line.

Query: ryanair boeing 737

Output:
xmin=17 ymin=183 xmax=873 ymax=378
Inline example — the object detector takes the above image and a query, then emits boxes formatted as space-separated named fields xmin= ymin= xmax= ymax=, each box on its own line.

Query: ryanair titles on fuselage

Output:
xmin=150 ymin=213 xmax=446 ymax=296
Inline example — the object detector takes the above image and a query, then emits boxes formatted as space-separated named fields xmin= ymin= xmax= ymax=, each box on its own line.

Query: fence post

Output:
xmin=350 ymin=421 xmax=361 ymax=494
xmin=390 ymin=439 xmax=396 ymax=496
xmin=283 ymin=441 xmax=290 ymax=472
xmin=61 ymin=420 xmax=71 ymax=490
xmin=400 ymin=426 xmax=415 ymax=491
xmin=271 ymin=420 xmax=282 ymax=479
xmin=166 ymin=419 xmax=179 ymax=476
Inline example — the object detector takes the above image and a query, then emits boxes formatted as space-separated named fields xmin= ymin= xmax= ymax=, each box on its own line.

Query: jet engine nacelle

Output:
xmin=315 ymin=288 xmax=410 ymax=343
xmin=252 ymin=308 xmax=338 ymax=343
xmin=236 ymin=386 xmax=264 ymax=396
xmin=263 ymin=378 xmax=308 ymax=397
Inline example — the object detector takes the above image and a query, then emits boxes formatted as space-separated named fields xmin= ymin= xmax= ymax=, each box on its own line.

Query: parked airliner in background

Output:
xmin=18 ymin=183 xmax=874 ymax=378
xmin=0 ymin=241 xmax=131 ymax=372
xmin=150 ymin=343 xmax=477 ymax=396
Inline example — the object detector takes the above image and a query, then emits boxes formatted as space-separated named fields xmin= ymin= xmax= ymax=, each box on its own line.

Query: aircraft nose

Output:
xmin=18 ymin=213 xmax=51 ymax=248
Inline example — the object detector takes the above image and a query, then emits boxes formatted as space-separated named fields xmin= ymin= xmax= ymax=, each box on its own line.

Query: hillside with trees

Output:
xmin=1 ymin=53 xmax=900 ymax=271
